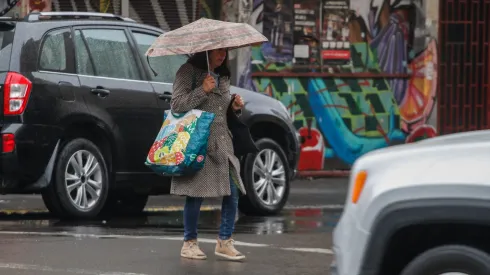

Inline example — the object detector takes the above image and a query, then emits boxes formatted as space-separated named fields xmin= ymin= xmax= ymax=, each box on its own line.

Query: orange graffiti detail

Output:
xmin=29 ymin=0 xmax=47 ymax=11
xmin=399 ymin=39 xmax=438 ymax=131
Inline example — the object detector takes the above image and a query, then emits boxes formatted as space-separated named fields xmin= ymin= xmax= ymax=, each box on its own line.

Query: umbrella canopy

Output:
xmin=145 ymin=18 xmax=268 ymax=57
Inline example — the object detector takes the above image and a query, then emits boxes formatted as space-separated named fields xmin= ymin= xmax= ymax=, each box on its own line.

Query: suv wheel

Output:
xmin=401 ymin=245 xmax=490 ymax=275
xmin=42 ymin=138 xmax=109 ymax=219
xmin=239 ymin=138 xmax=290 ymax=216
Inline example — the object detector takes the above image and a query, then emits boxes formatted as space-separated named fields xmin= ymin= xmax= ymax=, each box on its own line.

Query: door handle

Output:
xmin=90 ymin=87 xmax=110 ymax=98
xmin=158 ymin=91 xmax=172 ymax=102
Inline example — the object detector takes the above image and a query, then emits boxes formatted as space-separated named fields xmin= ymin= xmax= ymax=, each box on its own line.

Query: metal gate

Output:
xmin=50 ymin=0 xmax=199 ymax=31
xmin=438 ymin=0 xmax=490 ymax=134
xmin=128 ymin=0 xmax=199 ymax=31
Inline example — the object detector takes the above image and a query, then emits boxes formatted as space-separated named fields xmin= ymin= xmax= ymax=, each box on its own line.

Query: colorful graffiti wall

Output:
xmin=199 ymin=0 xmax=221 ymax=19
xmin=239 ymin=0 xmax=438 ymax=170
xmin=22 ymin=0 xmax=51 ymax=15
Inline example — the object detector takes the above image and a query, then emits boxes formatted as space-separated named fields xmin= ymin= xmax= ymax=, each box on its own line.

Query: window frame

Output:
xmin=127 ymin=28 xmax=161 ymax=82
xmin=128 ymin=28 xmax=189 ymax=84
xmin=37 ymin=27 xmax=76 ymax=74
xmin=71 ymin=25 xmax=146 ymax=81
xmin=73 ymin=29 xmax=96 ymax=76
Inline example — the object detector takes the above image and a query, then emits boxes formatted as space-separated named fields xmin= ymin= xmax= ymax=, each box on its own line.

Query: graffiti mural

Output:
xmin=22 ymin=0 xmax=51 ymax=15
xmin=240 ymin=0 xmax=438 ymax=170
xmin=0 ymin=0 xmax=21 ymax=17
xmin=199 ymin=0 xmax=219 ymax=19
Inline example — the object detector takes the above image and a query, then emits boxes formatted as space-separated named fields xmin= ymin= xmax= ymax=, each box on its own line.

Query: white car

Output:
xmin=331 ymin=130 xmax=490 ymax=275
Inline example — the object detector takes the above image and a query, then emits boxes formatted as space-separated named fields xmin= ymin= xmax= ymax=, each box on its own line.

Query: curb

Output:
xmin=297 ymin=170 xmax=350 ymax=178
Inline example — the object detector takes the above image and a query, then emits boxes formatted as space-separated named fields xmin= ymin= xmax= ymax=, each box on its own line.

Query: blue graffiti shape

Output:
xmin=307 ymin=78 xmax=406 ymax=165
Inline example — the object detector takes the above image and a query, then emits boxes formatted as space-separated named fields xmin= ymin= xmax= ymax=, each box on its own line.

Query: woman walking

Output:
xmin=170 ymin=49 xmax=247 ymax=261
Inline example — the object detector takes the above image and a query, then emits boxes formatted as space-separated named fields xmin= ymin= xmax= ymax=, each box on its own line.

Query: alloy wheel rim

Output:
xmin=64 ymin=150 xmax=103 ymax=211
xmin=252 ymin=149 xmax=286 ymax=206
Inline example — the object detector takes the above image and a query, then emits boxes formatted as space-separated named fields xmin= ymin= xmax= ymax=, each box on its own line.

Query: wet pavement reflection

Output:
xmin=0 ymin=179 xmax=345 ymax=274
xmin=0 ymin=208 xmax=341 ymax=236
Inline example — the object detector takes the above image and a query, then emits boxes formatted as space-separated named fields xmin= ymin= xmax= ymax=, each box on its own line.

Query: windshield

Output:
xmin=0 ymin=23 xmax=15 ymax=71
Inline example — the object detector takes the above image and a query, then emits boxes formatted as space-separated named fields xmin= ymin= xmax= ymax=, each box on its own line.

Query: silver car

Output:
xmin=332 ymin=130 xmax=490 ymax=275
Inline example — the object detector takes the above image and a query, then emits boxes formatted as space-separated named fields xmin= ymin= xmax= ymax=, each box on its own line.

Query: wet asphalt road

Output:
xmin=0 ymin=178 xmax=348 ymax=275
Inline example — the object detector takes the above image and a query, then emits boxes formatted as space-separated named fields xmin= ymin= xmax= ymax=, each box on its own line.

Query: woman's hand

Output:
xmin=232 ymin=95 xmax=244 ymax=111
xmin=202 ymin=75 xmax=216 ymax=94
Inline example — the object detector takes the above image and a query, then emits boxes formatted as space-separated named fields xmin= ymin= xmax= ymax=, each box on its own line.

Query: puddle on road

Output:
xmin=0 ymin=208 xmax=341 ymax=236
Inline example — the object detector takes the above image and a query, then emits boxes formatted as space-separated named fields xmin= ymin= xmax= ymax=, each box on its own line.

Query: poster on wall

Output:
xmin=0 ymin=0 xmax=20 ymax=16
xmin=321 ymin=0 xmax=351 ymax=65
xmin=292 ymin=0 xmax=320 ymax=71
xmin=262 ymin=0 xmax=294 ymax=63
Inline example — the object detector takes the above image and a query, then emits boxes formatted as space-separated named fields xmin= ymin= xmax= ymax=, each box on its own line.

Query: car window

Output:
xmin=132 ymin=31 xmax=188 ymax=83
xmin=74 ymin=30 xmax=95 ymax=75
xmin=75 ymin=29 xmax=140 ymax=80
xmin=0 ymin=23 xmax=15 ymax=71
xmin=39 ymin=28 xmax=69 ymax=72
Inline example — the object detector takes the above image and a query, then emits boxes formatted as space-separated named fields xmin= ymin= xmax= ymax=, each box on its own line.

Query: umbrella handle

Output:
xmin=206 ymin=50 xmax=210 ymax=74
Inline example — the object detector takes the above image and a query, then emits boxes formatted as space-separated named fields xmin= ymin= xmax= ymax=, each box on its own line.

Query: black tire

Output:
xmin=100 ymin=191 xmax=149 ymax=217
xmin=41 ymin=138 xmax=110 ymax=219
xmin=41 ymin=189 xmax=65 ymax=217
xmin=239 ymin=138 xmax=290 ymax=216
xmin=401 ymin=245 xmax=490 ymax=275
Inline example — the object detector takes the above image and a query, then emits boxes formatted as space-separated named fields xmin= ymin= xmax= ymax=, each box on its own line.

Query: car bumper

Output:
xmin=332 ymin=212 xmax=378 ymax=275
xmin=330 ymin=254 xmax=338 ymax=275
xmin=287 ymin=129 xmax=301 ymax=179
xmin=1 ymin=123 xmax=61 ymax=191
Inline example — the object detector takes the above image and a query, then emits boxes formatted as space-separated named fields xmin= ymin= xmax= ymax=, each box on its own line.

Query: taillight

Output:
xmin=2 ymin=134 xmax=15 ymax=153
xmin=3 ymin=72 xmax=32 ymax=115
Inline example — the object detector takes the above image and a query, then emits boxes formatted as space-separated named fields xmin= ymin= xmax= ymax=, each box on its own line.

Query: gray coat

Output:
xmin=169 ymin=62 xmax=246 ymax=197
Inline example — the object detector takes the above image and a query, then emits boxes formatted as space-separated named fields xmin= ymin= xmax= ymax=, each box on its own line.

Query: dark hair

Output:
xmin=187 ymin=50 xmax=231 ymax=77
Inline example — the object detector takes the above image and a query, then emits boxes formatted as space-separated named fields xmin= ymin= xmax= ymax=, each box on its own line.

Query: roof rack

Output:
xmin=0 ymin=15 xmax=22 ymax=21
xmin=26 ymin=12 xmax=135 ymax=22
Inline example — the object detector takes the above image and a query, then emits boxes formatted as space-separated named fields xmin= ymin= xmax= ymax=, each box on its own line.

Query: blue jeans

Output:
xmin=184 ymin=177 xmax=239 ymax=241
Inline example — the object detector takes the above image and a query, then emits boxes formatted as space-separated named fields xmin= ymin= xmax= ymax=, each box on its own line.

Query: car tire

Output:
xmin=42 ymin=138 xmax=109 ymax=219
xmin=101 ymin=191 xmax=149 ymax=217
xmin=401 ymin=245 xmax=490 ymax=275
xmin=239 ymin=138 xmax=290 ymax=216
xmin=41 ymin=189 xmax=65 ymax=217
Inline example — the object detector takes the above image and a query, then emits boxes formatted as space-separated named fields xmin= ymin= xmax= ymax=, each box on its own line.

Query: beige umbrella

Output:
xmin=146 ymin=17 xmax=268 ymax=72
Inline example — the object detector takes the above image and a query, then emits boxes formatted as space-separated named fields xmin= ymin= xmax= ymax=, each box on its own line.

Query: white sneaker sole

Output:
xmin=215 ymin=252 xmax=246 ymax=261
xmin=181 ymin=253 xmax=207 ymax=260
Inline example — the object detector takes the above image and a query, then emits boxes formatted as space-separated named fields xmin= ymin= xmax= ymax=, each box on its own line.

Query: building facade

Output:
xmin=2 ymin=0 xmax=200 ymax=31
xmin=4 ymin=0 xmax=490 ymax=172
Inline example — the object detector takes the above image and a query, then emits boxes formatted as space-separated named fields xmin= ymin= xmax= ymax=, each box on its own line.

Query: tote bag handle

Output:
xmin=170 ymin=68 xmax=197 ymax=118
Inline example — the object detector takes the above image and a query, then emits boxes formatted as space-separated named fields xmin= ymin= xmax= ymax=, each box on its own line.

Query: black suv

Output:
xmin=0 ymin=12 xmax=300 ymax=219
